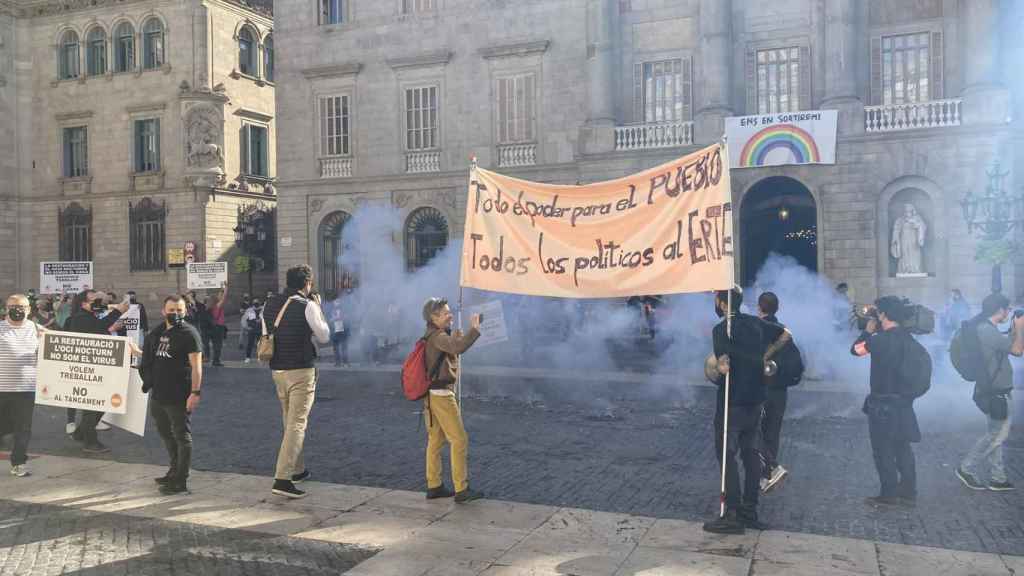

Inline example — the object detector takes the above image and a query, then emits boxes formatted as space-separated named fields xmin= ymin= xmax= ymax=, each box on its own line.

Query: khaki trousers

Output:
xmin=425 ymin=394 xmax=469 ymax=492
xmin=272 ymin=368 xmax=316 ymax=480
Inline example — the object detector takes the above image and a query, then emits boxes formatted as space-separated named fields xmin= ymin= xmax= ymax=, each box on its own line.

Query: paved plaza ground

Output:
xmin=8 ymin=358 xmax=1024 ymax=568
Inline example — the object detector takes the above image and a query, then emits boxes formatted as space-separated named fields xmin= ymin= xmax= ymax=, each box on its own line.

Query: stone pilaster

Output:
xmin=960 ymin=0 xmax=1010 ymax=125
xmin=821 ymin=0 xmax=864 ymax=134
xmin=578 ymin=0 xmax=616 ymax=155
xmin=695 ymin=0 xmax=732 ymax=144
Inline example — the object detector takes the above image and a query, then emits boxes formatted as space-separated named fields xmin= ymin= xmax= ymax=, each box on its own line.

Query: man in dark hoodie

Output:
xmin=704 ymin=287 xmax=790 ymax=535
xmin=756 ymin=291 xmax=804 ymax=492
xmin=63 ymin=289 xmax=128 ymax=453
xmin=422 ymin=297 xmax=483 ymax=503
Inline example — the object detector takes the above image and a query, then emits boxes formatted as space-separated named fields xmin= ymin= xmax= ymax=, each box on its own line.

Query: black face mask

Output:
xmin=166 ymin=313 xmax=184 ymax=327
xmin=91 ymin=300 xmax=106 ymax=313
xmin=7 ymin=308 xmax=26 ymax=322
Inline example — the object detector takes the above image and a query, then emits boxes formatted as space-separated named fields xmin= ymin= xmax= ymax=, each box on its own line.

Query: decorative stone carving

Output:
xmin=185 ymin=105 xmax=224 ymax=170
xmin=392 ymin=191 xmax=412 ymax=209
xmin=891 ymin=202 xmax=927 ymax=277
xmin=310 ymin=198 xmax=324 ymax=214
xmin=437 ymin=189 xmax=457 ymax=211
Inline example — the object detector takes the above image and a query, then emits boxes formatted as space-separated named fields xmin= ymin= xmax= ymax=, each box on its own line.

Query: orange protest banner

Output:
xmin=460 ymin=142 xmax=734 ymax=298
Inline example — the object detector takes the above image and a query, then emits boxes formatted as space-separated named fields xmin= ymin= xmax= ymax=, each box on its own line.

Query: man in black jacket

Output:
xmin=852 ymin=296 xmax=925 ymax=507
xmin=704 ymin=288 xmax=789 ymax=535
xmin=140 ymin=295 xmax=203 ymax=495
xmin=63 ymin=290 xmax=128 ymax=453
xmin=261 ymin=265 xmax=330 ymax=499
xmin=757 ymin=292 xmax=802 ymax=492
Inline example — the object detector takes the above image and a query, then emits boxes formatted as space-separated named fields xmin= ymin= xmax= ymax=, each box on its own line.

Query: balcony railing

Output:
xmin=614 ymin=121 xmax=695 ymax=151
xmin=320 ymin=156 xmax=353 ymax=178
xmin=864 ymin=98 xmax=962 ymax=133
xmin=406 ymin=150 xmax=441 ymax=173
xmin=497 ymin=143 xmax=537 ymax=167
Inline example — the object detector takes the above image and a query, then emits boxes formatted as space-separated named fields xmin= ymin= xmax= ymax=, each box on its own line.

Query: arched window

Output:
xmin=129 ymin=198 xmax=166 ymax=271
xmin=59 ymin=203 xmax=91 ymax=261
xmin=85 ymin=28 xmax=106 ymax=76
xmin=238 ymin=26 xmax=256 ymax=76
xmin=263 ymin=35 xmax=274 ymax=82
xmin=58 ymin=30 xmax=80 ymax=79
xmin=319 ymin=211 xmax=358 ymax=295
xmin=405 ymin=207 xmax=448 ymax=271
xmin=114 ymin=22 xmax=135 ymax=72
xmin=142 ymin=18 xmax=164 ymax=70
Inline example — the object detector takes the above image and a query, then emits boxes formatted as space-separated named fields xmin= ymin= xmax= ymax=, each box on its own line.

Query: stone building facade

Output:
xmin=0 ymin=0 xmax=277 ymax=311
xmin=275 ymin=0 xmax=1022 ymax=308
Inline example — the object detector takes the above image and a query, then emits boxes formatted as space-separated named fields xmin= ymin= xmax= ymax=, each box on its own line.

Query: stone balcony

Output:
xmin=406 ymin=150 xmax=441 ymax=173
xmin=497 ymin=143 xmax=537 ymax=168
xmin=864 ymin=98 xmax=962 ymax=133
xmin=614 ymin=121 xmax=695 ymax=151
xmin=320 ymin=156 xmax=353 ymax=178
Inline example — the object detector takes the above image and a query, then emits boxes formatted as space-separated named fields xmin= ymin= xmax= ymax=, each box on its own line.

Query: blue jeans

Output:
xmin=961 ymin=397 xmax=1012 ymax=483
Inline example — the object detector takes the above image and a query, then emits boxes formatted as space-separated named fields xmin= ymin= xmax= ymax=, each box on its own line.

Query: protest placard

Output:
xmin=465 ymin=300 xmax=509 ymax=347
xmin=187 ymin=262 xmax=228 ymax=290
xmin=100 ymin=304 xmax=148 ymax=435
xmin=39 ymin=262 xmax=93 ymax=295
xmin=36 ymin=332 xmax=130 ymax=414
xmin=461 ymin=142 xmax=733 ymax=298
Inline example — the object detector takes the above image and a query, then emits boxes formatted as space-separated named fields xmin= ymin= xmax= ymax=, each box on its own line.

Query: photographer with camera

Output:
xmin=851 ymin=296 xmax=932 ymax=508
xmin=956 ymin=293 xmax=1022 ymax=492
xmin=261 ymin=265 xmax=330 ymax=499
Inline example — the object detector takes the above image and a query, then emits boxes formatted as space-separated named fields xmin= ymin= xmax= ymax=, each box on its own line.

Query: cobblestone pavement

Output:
xmin=0 ymin=499 xmax=376 ymax=575
xmin=13 ymin=362 xmax=1024 ymax=558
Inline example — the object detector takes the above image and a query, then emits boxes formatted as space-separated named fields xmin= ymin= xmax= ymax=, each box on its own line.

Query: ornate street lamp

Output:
xmin=960 ymin=161 xmax=1024 ymax=293
xmin=234 ymin=204 xmax=273 ymax=296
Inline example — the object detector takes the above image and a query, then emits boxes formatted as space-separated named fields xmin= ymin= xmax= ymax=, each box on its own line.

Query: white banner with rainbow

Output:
xmin=724 ymin=110 xmax=837 ymax=169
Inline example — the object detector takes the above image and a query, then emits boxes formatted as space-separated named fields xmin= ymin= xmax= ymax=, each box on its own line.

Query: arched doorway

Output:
xmin=740 ymin=176 xmax=817 ymax=285
xmin=404 ymin=207 xmax=449 ymax=271
xmin=319 ymin=211 xmax=358 ymax=296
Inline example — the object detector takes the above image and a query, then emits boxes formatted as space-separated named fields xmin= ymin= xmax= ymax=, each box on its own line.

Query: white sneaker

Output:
xmin=10 ymin=465 xmax=30 ymax=477
xmin=65 ymin=422 xmax=77 ymax=435
xmin=244 ymin=358 xmax=252 ymax=363
xmin=763 ymin=465 xmax=788 ymax=492
xmin=95 ymin=421 xmax=111 ymax=431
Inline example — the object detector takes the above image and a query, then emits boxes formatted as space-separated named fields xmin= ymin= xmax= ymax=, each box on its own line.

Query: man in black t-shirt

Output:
xmin=140 ymin=295 xmax=203 ymax=495
xmin=704 ymin=287 xmax=789 ymax=535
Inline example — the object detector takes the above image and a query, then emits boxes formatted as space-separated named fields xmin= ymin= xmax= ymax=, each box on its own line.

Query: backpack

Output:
xmin=902 ymin=335 xmax=932 ymax=399
xmin=401 ymin=338 xmax=446 ymax=401
xmin=950 ymin=318 xmax=985 ymax=382
xmin=778 ymin=339 xmax=806 ymax=387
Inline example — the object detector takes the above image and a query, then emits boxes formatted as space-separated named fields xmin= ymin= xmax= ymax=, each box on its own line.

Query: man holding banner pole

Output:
xmin=704 ymin=287 xmax=790 ymax=534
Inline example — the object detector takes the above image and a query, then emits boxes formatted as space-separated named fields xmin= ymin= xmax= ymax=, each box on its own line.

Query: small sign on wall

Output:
xmin=280 ymin=236 xmax=293 ymax=247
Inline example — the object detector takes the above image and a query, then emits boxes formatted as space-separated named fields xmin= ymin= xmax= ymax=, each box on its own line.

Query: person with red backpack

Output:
xmin=416 ymin=297 xmax=482 ymax=503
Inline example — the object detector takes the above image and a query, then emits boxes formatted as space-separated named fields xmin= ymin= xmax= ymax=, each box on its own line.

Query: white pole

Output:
xmin=719 ymin=289 xmax=733 ymax=518
xmin=457 ymin=286 xmax=464 ymax=406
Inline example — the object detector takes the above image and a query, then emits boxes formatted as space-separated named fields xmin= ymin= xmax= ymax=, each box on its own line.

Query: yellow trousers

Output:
xmin=425 ymin=394 xmax=469 ymax=492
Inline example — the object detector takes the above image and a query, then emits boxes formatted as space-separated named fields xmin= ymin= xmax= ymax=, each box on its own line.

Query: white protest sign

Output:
xmin=101 ymin=370 xmax=148 ymax=437
xmin=187 ymin=262 xmax=228 ymax=290
xmin=725 ymin=110 xmax=838 ymax=168
xmin=465 ymin=300 xmax=509 ymax=347
xmin=36 ymin=332 xmax=131 ymax=414
xmin=120 ymin=304 xmax=142 ymax=345
xmin=40 ymin=262 xmax=93 ymax=295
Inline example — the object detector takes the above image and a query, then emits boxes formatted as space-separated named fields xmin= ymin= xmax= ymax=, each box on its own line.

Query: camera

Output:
xmin=851 ymin=298 xmax=935 ymax=335
xmin=1014 ymin=309 xmax=1024 ymax=320
xmin=851 ymin=304 xmax=879 ymax=331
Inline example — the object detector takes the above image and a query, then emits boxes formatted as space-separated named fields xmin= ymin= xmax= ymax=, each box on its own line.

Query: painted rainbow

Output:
xmin=739 ymin=124 xmax=821 ymax=167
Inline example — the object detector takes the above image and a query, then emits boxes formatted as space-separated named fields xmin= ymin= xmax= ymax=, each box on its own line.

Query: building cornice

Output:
xmin=55 ymin=110 xmax=93 ymax=121
xmin=386 ymin=50 xmax=452 ymax=70
xmin=20 ymin=0 xmax=271 ymax=19
xmin=479 ymin=40 xmax=550 ymax=60
xmin=301 ymin=63 xmax=362 ymax=80
xmin=126 ymin=102 xmax=167 ymax=114
xmin=234 ymin=106 xmax=273 ymax=123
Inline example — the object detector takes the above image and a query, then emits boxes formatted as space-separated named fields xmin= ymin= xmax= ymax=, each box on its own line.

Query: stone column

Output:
xmin=579 ymin=0 xmax=616 ymax=155
xmin=961 ymin=0 xmax=1009 ymax=125
xmin=822 ymin=0 xmax=864 ymax=134
xmin=695 ymin=0 xmax=733 ymax=144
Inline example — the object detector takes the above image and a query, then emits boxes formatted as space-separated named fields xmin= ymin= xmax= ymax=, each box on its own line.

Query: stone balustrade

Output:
xmin=864 ymin=99 xmax=962 ymax=133
xmin=406 ymin=150 xmax=441 ymax=173
xmin=497 ymin=143 xmax=537 ymax=167
xmin=614 ymin=121 xmax=695 ymax=151
xmin=320 ymin=156 xmax=353 ymax=178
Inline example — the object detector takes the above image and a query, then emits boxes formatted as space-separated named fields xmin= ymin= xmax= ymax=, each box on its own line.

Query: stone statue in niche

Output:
xmin=891 ymin=202 xmax=927 ymax=277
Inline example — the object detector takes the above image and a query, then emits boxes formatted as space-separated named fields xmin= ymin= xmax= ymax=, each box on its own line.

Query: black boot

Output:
xmin=454 ymin=487 xmax=484 ymax=504
xmin=737 ymin=507 xmax=768 ymax=531
xmin=426 ymin=485 xmax=455 ymax=500
xmin=159 ymin=482 xmax=189 ymax=495
xmin=702 ymin=509 xmax=745 ymax=535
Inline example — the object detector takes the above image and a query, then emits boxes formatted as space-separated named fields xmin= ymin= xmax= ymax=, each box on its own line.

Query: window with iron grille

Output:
xmin=757 ymin=47 xmax=802 ymax=114
xmin=130 ymin=198 xmax=166 ymax=271
xmin=63 ymin=126 xmax=88 ymax=178
xmin=405 ymin=86 xmax=438 ymax=151
xmin=134 ymin=118 xmax=161 ymax=173
xmin=403 ymin=0 xmax=436 ymax=13
xmin=319 ymin=210 xmax=358 ymax=295
xmin=881 ymin=32 xmax=931 ymax=105
xmin=59 ymin=203 xmax=91 ymax=262
xmin=320 ymin=95 xmax=351 ymax=157
xmin=634 ymin=58 xmax=692 ymax=123
xmin=496 ymin=74 xmax=536 ymax=143
xmin=405 ymin=207 xmax=448 ymax=271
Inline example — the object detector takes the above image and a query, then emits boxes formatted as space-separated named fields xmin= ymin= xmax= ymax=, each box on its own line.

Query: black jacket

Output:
xmin=64 ymin=309 xmax=122 ymax=335
xmin=851 ymin=327 xmax=922 ymax=443
xmin=712 ymin=313 xmax=784 ymax=406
